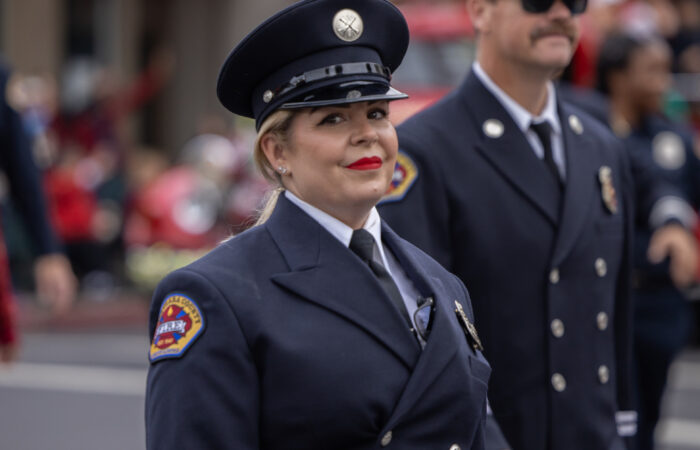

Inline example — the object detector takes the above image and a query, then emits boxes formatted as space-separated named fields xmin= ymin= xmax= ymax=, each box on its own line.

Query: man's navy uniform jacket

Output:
xmin=146 ymin=194 xmax=491 ymax=450
xmin=379 ymin=71 xmax=651 ymax=449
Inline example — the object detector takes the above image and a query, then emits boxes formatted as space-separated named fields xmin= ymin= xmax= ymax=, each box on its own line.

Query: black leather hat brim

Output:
xmin=279 ymin=84 xmax=408 ymax=110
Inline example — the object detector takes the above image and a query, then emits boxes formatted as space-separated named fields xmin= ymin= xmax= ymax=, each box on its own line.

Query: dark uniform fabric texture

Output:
xmin=0 ymin=60 xmax=60 ymax=344
xmin=624 ymin=116 xmax=700 ymax=450
xmin=0 ymin=61 xmax=60 ymax=258
xmin=379 ymin=71 xmax=641 ymax=450
xmin=146 ymin=195 xmax=491 ymax=450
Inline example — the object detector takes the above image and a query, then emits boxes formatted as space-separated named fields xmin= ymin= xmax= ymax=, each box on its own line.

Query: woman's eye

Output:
xmin=319 ymin=113 xmax=344 ymax=125
xmin=368 ymin=108 xmax=388 ymax=120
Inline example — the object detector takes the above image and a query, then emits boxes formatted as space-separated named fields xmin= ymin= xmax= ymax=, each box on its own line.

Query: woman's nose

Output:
xmin=351 ymin=117 xmax=379 ymax=146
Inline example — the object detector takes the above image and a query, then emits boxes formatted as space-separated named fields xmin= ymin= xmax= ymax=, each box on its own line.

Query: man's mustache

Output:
xmin=530 ymin=22 xmax=577 ymax=43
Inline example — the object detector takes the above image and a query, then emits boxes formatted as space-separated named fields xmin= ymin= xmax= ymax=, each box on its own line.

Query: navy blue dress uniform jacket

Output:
xmin=379 ymin=71 xmax=638 ymax=450
xmin=625 ymin=116 xmax=700 ymax=283
xmin=146 ymin=194 xmax=491 ymax=450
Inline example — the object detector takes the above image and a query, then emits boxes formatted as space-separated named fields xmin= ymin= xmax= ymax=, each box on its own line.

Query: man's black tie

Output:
xmin=349 ymin=229 xmax=413 ymax=328
xmin=531 ymin=121 xmax=561 ymax=187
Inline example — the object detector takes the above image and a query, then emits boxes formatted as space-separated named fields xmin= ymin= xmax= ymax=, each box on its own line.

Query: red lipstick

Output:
xmin=346 ymin=156 xmax=382 ymax=170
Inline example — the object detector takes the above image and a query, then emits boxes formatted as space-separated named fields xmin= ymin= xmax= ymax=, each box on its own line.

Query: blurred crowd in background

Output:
xmin=4 ymin=46 xmax=269 ymax=296
xmin=2 ymin=0 xmax=700 ymax=321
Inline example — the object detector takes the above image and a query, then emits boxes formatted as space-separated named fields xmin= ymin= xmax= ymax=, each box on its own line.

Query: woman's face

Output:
xmin=626 ymin=42 xmax=672 ymax=115
xmin=269 ymin=101 xmax=398 ymax=227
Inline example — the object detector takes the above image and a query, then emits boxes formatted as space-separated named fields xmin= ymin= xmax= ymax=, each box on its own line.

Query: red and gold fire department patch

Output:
xmin=149 ymin=294 xmax=205 ymax=362
xmin=381 ymin=152 xmax=418 ymax=203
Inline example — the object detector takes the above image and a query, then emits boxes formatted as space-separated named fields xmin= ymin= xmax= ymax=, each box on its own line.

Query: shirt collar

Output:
xmin=473 ymin=62 xmax=561 ymax=135
xmin=284 ymin=190 xmax=384 ymax=252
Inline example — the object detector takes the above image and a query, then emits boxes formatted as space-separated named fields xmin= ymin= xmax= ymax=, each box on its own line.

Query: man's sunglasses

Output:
xmin=521 ymin=0 xmax=587 ymax=15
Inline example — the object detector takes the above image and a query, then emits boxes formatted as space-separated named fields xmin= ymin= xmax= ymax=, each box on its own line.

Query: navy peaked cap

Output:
xmin=216 ymin=0 xmax=409 ymax=129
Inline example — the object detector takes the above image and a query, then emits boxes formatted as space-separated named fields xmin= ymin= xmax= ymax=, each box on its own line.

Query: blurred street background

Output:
xmin=0 ymin=0 xmax=700 ymax=448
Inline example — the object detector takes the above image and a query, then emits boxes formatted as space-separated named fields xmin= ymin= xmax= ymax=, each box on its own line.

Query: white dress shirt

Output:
xmin=473 ymin=62 xmax=567 ymax=179
xmin=284 ymin=191 xmax=426 ymax=345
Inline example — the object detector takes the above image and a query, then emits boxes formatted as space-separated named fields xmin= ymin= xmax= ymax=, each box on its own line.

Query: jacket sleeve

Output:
xmin=379 ymin=136 xmax=454 ymax=270
xmin=614 ymin=144 xmax=636 ymax=437
xmin=0 ymin=64 xmax=60 ymax=255
xmin=146 ymin=268 xmax=259 ymax=450
xmin=626 ymin=137 xmax=693 ymax=229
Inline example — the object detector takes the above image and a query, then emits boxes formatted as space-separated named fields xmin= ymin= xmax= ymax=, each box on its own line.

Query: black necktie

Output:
xmin=531 ymin=121 xmax=561 ymax=186
xmin=349 ymin=229 xmax=412 ymax=328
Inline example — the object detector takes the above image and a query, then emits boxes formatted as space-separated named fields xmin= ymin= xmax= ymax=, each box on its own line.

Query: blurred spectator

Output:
xmin=0 ymin=58 xmax=77 ymax=363
xmin=42 ymin=50 xmax=173 ymax=290
xmin=568 ymin=0 xmax=625 ymax=87
xmin=596 ymin=32 xmax=700 ymax=450
xmin=123 ymin=117 xmax=268 ymax=290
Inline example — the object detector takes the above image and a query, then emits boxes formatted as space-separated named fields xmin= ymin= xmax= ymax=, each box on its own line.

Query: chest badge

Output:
xmin=598 ymin=166 xmax=618 ymax=214
xmin=455 ymin=300 xmax=483 ymax=352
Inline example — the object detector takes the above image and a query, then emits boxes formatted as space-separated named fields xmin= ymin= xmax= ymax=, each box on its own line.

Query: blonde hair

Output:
xmin=253 ymin=109 xmax=297 ymax=225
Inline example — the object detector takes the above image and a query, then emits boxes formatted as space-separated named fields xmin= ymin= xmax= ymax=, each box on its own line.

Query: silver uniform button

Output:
xmin=549 ymin=268 xmax=560 ymax=284
xmin=595 ymin=258 xmax=607 ymax=277
xmin=597 ymin=312 xmax=609 ymax=331
xmin=381 ymin=430 xmax=393 ymax=447
xmin=262 ymin=90 xmax=274 ymax=103
xmin=552 ymin=373 xmax=566 ymax=392
xmin=551 ymin=319 xmax=565 ymax=338
xmin=598 ymin=365 xmax=610 ymax=384
xmin=449 ymin=445 xmax=461 ymax=450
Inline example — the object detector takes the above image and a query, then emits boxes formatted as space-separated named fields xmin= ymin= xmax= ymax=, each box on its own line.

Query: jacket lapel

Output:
xmin=266 ymin=196 xmax=420 ymax=369
xmin=381 ymin=226 xmax=462 ymax=428
xmin=551 ymin=103 xmax=598 ymax=265
xmin=460 ymin=72 xmax=561 ymax=225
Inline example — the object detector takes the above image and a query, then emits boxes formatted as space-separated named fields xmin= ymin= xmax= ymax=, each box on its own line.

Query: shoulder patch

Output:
xmin=149 ymin=294 xmax=205 ymax=362
xmin=380 ymin=152 xmax=418 ymax=203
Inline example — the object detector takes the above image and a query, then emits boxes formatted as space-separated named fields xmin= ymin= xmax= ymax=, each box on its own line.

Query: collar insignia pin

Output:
xmin=483 ymin=119 xmax=504 ymax=139
xmin=569 ymin=115 xmax=583 ymax=135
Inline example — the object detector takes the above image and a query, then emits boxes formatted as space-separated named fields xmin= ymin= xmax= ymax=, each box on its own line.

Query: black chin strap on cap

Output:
xmin=274 ymin=62 xmax=392 ymax=99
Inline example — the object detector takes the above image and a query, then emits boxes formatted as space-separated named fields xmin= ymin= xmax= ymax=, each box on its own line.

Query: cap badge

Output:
xmin=346 ymin=89 xmax=362 ymax=100
xmin=598 ymin=166 xmax=618 ymax=214
xmin=333 ymin=9 xmax=363 ymax=42
xmin=483 ymin=119 xmax=504 ymax=138
xmin=568 ymin=114 xmax=583 ymax=135
xmin=652 ymin=131 xmax=685 ymax=170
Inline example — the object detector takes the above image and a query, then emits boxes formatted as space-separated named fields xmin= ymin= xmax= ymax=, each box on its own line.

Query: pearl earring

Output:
xmin=277 ymin=166 xmax=288 ymax=175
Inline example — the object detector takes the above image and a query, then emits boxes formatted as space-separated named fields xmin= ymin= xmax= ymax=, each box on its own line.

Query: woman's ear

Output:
xmin=260 ymin=132 xmax=289 ymax=176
